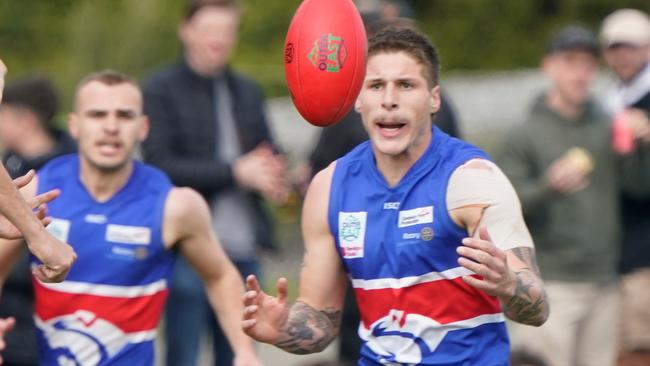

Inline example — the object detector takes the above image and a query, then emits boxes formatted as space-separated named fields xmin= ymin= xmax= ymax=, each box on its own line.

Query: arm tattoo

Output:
xmin=502 ymin=247 xmax=549 ymax=326
xmin=274 ymin=301 xmax=342 ymax=354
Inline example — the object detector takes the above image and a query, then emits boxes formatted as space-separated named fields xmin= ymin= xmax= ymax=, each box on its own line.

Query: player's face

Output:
xmin=603 ymin=43 xmax=650 ymax=83
xmin=180 ymin=6 xmax=239 ymax=74
xmin=356 ymin=51 xmax=440 ymax=160
xmin=69 ymin=81 xmax=148 ymax=173
xmin=543 ymin=50 xmax=598 ymax=107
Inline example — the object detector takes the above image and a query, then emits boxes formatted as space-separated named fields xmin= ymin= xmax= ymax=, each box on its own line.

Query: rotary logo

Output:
xmin=307 ymin=33 xmax=347 ymax=72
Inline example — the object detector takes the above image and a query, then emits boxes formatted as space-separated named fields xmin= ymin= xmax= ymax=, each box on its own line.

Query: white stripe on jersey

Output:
xmin=350 ymin=266 xmax=473 ymax=290
xmin=36 ymin=278 xmax=168 ymax=298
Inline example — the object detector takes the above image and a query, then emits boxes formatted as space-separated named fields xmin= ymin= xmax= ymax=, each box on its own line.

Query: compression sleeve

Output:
xmin=447 ymin=159 xmax=534 ymax=251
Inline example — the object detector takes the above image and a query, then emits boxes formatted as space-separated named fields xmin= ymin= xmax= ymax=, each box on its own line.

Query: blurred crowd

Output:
xmin=0 ymin=0 xmax=649 ymax=366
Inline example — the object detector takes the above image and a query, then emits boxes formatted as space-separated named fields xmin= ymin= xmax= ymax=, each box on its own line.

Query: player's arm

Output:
xmin=243 ymin=163 xmax=348 ymax=354
xmin=449 ymin=159 xmax=549 ymax=326
xmin=163 ymin=187 xmax=260 ymax=366
xmin=0 ymin=171 xmax=75 ymax=283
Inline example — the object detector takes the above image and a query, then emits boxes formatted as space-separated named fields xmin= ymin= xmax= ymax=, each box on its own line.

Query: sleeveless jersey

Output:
xmin=329 ymin=127 xmax=510 ymax=365
xmin=32 ymin=154 xmax=175 ymax=366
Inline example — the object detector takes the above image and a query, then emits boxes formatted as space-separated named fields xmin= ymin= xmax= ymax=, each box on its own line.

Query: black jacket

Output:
xmin=620 ymin=90 xmax=650 ymax=274
xmin=142 ymin=61 xmax=276 ymax=251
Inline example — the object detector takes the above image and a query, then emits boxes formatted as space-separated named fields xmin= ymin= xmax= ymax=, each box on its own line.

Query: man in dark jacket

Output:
xmin=600 ymin=9 xmax=650 ymax=366
xmin=141 ymin=0 xmax=287 ymax=365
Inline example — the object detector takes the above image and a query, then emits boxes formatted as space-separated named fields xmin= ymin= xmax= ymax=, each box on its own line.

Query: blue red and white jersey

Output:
xmin=329 ymin=126 xmax=510 ymax=365
xmin=32 ymin=154 xmax=175 ymax=366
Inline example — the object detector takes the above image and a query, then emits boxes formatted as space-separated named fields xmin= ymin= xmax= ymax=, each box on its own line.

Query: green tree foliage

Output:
xmin=0 ymin=0 xmax=649 ymax=103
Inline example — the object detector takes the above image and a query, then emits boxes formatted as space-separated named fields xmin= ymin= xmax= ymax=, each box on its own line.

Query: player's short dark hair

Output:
xmin=76 ymin=70 xmax=139 ymax=91
xmin=74 ymin=70 xmax=141 ymax=110
xmin=368 ymin=27 xmax=440 ymax=87
xmin=183 ymin=0 xmax=240 ymax=21
xmin=2 ymin=75 xmax=60 ymax=131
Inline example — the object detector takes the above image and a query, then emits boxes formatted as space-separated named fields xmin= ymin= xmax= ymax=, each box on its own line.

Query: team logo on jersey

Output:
xmin=46 ymin=218 xmax=71 ymax=242
xmin=105 ymin=225 xmax=151 ymax=245
xmin=398 ymin=206 xmax=434 ymax=228
xmin=36 ymin=310 xmax=129 ymax=366
xmin=365 ymin=309 xmax=445 ymax=364
xmin=338 ymin=211 xmax=367 ymax=258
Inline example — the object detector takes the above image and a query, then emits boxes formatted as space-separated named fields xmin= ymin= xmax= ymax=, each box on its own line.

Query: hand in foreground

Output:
xmin=456 ymin=227 xmax=516 ymax=298
xmin=0 ymin=170 xmax=59 ymax=240
xmin=0 ymin=316 xmax=15 ymax=365
xmin=28 ymin=233 xmax=76 ymax=283
xmin=242 ymin=275 xmax=290 ymax=344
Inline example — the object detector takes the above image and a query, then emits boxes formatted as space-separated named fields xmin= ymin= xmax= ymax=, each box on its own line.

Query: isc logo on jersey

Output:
xmin=338 ymin=211 xmax=367 ymax=259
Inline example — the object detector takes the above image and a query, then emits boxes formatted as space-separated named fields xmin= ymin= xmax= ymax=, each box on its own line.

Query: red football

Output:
xmin=284 ymin=0 xmax=367 ymax=127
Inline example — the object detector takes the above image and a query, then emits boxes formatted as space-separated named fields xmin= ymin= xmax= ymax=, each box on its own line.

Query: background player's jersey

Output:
xmin=32 ymin=154 xmax=175 ymax=366
xmin=329 ymin=127 xmax=510 ymax=365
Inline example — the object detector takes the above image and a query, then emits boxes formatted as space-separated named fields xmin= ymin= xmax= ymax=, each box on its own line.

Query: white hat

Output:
xmin=600 ymin=8 xmax=650 ymax=47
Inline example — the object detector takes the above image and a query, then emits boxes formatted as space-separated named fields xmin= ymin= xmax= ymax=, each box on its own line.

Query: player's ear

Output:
xmin=139 ymin=115 xmax=150 ymax=142
xmin=355 ymin=98 xmax=362 ymax=113
xmin=429 ymin=85 xmax=441 ymax=114
xmin=68 ymin=113 xmax=79 ymax=140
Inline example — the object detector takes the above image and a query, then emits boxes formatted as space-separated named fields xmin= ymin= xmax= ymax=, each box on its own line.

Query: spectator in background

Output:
xmin=0 ymin=75 xmax=76 ymax=366
xmin=499 ymin=25 xmax=650 ymax=366
xmin=599 ymin=9 xmax=650 ymax=366
xmin=141 ymin=0 xmax=288 ymax=365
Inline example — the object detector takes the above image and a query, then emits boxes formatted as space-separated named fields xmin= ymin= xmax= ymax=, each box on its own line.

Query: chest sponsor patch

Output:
xmin=398 ymin=206 xmax=434 ymax=228
xmin=105 ymin=224 xmax=151 ymax=245
xmin=338 ymin=211 xmax=367 ymax=258
xmin=46 ymin=218 xmax=71 ymax=242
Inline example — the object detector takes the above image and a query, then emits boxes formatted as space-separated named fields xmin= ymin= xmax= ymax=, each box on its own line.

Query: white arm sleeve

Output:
xmin=446 ymin=159 xmax=534 ymax=251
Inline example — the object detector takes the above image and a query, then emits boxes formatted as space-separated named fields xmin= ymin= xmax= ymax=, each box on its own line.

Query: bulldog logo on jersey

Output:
xmin=338 ymin=211 xmax=367 ymax=258
xmin=36 ymin=310 xmax=128 ymax=366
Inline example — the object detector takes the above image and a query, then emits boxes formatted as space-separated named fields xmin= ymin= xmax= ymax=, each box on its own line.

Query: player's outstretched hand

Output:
xmin=0 ymin=316 xmax=15 ymax=365
xmin=0 ymin=170 xmax=60 ymax=240
xmin=457 ymin=226 xmax=516 ymax=298
xmin=242 ymin=275 xmax=290 ymax=345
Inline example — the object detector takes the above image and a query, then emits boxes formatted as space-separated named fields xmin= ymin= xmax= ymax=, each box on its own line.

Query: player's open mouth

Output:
xmin=377 ymin=122 xmax=406 ymax=136
xmin=97 ymin=142 xmax=122 ymax=154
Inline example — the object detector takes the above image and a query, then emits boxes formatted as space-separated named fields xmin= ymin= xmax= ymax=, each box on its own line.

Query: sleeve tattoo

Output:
xmin=274 ymin=301 xmax=342 ymax=354
xmin=502 ymin=247 xmax=549 ymax=326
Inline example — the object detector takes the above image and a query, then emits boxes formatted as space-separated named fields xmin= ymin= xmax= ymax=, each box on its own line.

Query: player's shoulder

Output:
xmin=37 ymin=154 xmax=78 ymax=185
xmin=165 ymin=187 xmax=207 ymax=218
xmin=312 ymin=161 xmax=336 ymax=189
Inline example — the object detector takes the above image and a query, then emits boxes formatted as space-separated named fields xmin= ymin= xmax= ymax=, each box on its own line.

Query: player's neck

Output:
xmin=375 ymin=132 xmax=431 ymax=187
xmin=79 ymin=159 xmax=134 ymax=203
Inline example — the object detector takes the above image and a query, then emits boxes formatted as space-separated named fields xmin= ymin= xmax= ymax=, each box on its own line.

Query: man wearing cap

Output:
xmin=498 ymin=25 xmax=650 ymax=366
xmin=600 ymin=9 xmax=650 ymax=366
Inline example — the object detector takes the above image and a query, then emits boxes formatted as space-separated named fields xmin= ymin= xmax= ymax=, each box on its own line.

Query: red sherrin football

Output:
xmin=284 ymin=0 xmax=367 ymax=127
